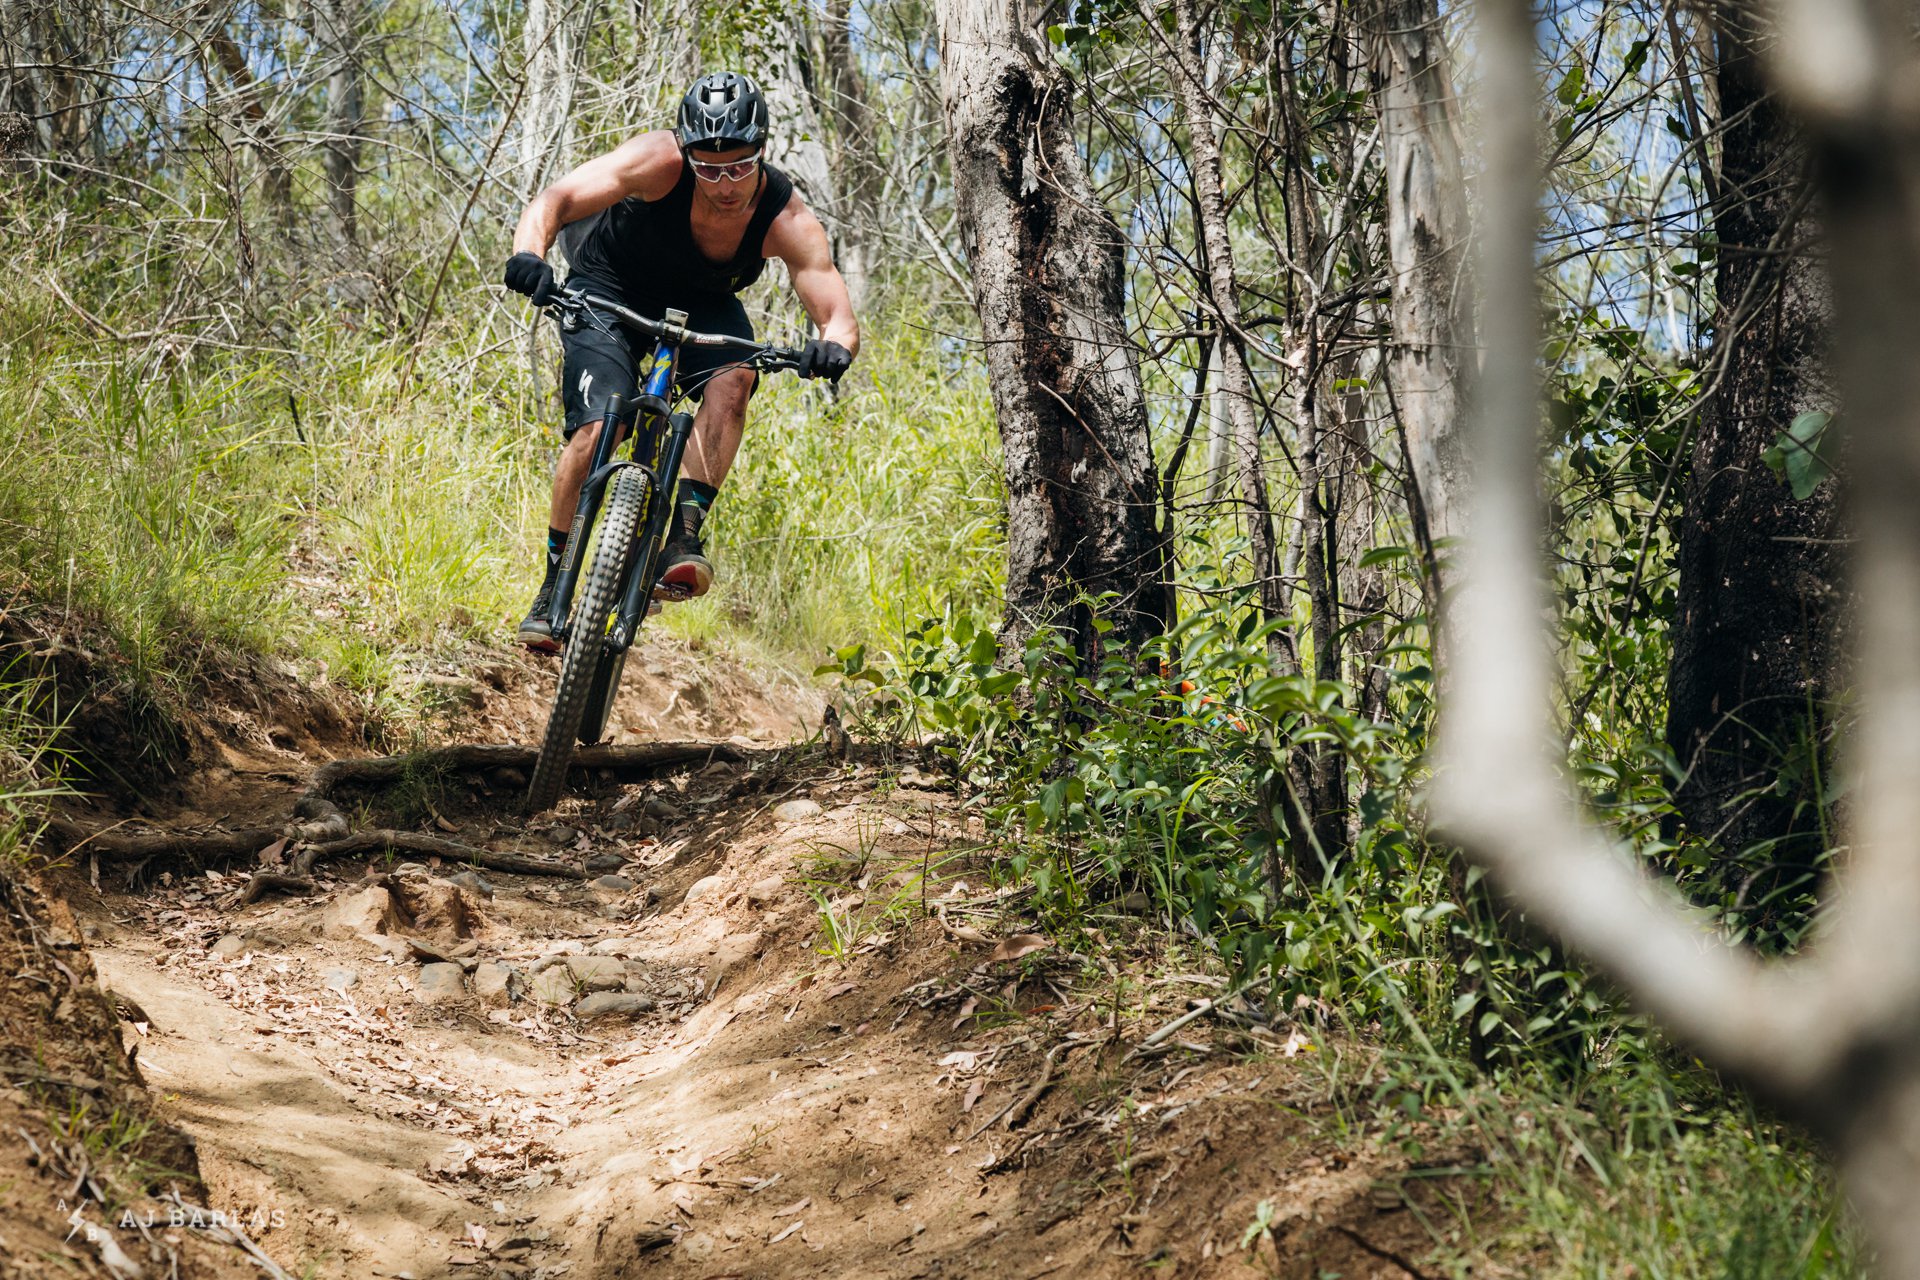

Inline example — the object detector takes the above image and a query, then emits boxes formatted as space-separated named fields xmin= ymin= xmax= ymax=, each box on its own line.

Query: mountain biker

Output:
xmin=503 ymin=70 xmax=860 ymax=652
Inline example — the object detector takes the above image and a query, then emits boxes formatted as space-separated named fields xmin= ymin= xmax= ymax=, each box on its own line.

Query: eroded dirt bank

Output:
xmin=13 ymin=637 xmax=1465 ymax=1280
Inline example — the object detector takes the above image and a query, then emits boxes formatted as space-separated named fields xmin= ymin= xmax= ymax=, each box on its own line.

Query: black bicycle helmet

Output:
xmin=677 ymin=72 xmax=769 ymax=151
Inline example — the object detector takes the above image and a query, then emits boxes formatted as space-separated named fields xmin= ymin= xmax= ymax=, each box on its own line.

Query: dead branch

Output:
xmin=43 ymin=820 xmax=282 ymax=865
xmin=297 ymin=830 xmax=586 ymax=879
xmin=304 ymin=741 xmax=741 ymax=800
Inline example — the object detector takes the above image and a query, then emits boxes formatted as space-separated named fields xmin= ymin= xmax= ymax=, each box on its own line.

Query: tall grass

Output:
xmin=668 ymin=293 xmax=1004 ymax=663
xmin=0 ymin=232 xmax=1001 ymax=729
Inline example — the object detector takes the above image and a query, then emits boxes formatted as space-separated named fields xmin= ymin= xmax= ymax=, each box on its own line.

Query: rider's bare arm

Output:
xmin=512 ymin=131 xmax=684 ymax=258
xmin=766 ymin=199 xmax=860 ymax=356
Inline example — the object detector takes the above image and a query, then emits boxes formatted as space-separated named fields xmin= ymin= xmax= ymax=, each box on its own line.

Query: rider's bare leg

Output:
xmin=658 ymin=366 xmax=755 ymax=598
xmin=680 ymin=367 xmax=756 ymax=487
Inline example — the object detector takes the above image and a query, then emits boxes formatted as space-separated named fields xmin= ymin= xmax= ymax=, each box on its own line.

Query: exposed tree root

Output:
xmin=292 ymin=830 xmax=587 ymax=881
xmin=306 ymin=741 xmax=743 ymax=801
xmin=44 ymin=821 xmax=282 ymax=864
xmin=50 ymin=739 xmax=744 ymax=900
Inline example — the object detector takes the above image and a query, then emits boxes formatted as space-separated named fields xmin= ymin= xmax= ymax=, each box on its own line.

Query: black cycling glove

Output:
xmin=504 ymin=251 xmax=560 ymax=305
xmin=797 ymin=339 xmax=853 ymax=383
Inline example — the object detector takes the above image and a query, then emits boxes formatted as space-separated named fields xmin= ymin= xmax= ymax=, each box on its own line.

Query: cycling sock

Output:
xmin=544 ymin=526 xmax=569 ymax=581
xmin=674 ymin=479 xmax=718 ymax=542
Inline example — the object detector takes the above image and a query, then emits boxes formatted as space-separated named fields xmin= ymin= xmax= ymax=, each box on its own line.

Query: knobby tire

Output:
xmin=526 ymin=467 xmax=651 ymax=813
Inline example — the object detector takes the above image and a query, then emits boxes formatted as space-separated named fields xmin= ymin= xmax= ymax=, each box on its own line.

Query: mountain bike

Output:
xmin=525 ymin=286 xmax=803 ymax=813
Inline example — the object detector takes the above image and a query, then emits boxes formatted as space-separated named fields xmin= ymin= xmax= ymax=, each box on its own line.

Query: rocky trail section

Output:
xmin=11 ymin=642 xmax=1470 ymax=1279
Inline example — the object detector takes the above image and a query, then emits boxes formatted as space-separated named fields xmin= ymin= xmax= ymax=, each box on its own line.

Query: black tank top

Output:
xmin=560 ymin=159 xmax=795 ymax=300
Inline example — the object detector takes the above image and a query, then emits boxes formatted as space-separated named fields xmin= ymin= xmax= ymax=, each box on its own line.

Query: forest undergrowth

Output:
xmin=0 ymin=216 xmax=1863 ymax=1276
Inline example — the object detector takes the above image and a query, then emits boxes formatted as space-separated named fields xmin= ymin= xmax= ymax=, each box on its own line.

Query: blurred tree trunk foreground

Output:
xmin=1440 ymin=0 xmax=1920 ymax=1272
xmin=934 ymin=0 xmax=1171 ymax=659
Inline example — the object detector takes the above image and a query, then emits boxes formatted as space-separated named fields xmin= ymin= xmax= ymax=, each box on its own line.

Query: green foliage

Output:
xmin=1441 ymin=1061 xmax=1862 ymax=1278
xmin=670 ymin=297 xmax=1003 ymax=663
xmin=1761 ymin=411 xmax=1839 ymax=501
xmin=0 ymin=667 xmax=68 ymax=869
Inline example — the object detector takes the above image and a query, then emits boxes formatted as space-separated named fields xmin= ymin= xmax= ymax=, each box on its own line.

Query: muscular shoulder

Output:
xmin=606 ymin=129 xmax=684 ymax=202
xmin=762 ymin=192 xmax=831 ymax=266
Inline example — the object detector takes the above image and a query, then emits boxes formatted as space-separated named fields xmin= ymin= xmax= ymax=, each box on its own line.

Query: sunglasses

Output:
xmin=687 ymin=151 xmax=762 ymax=182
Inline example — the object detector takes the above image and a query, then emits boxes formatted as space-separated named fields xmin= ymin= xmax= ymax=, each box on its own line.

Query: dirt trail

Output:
xmin=33 ymin=637 xmax=1461 ymax=1280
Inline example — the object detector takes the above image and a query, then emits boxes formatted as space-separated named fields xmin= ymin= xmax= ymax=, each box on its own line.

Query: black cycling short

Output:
xmin=557 ymin=279 xmax=757 ymax=435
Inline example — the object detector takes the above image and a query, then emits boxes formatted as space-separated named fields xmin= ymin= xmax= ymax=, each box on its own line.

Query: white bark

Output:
xmin=519 ymin=0 xmax=581 ymax=203
xmin=1360 ymin=0 xmax=1474 ymax=560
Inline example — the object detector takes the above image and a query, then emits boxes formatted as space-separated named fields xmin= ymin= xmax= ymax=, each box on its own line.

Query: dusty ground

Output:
xmin=7 ymin=634 xmax=1472 ymax=1280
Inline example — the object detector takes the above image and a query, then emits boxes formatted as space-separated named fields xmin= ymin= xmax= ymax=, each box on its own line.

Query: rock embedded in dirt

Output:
xmin=585 ymin=851 xmax=627 ymax=873
xmin=576 ymin=992 xmax=658 ymax=1020
xmin=546 ymin=825 xmax=578 ymax=847
xmin=406 ymin=936 xmax=478 ymax=968
xmin=387 ymin=876 xmax=478 ymax=940
xmin=419 ymin=673 xmax=485 ymax=708
xmin=774 ymin=799 xmax=823 ymax=822
xmin=745 ymin=876 xmax=785 ymax=905
xmin=705 ymin=931 xmax=764 ymax=992
xmin=472 ymin=962 xmax=521 ymax=1007
xmin=324 ymin=967 xmax=359 ymax=992
xmin=322 ymin=886 xmax=395 ymax=940
xmin=417 ymin=962 xmax=468 ymax=1003
xmin=447 ymin=870 xmax=494 ymax=899
xmin=590 ymin=874 xmax=636 ymax=893
xmin=561 ymin=955 xmax=627 ymax=991
xmin=528 ymin=968 xmax=577 ymax=1006
xmin=684 ymin=875 xmax=726 ymax=904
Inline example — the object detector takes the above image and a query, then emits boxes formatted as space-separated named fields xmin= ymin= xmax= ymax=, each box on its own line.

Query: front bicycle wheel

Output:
xmin=527 ymin=467 xmax=651 ymax=813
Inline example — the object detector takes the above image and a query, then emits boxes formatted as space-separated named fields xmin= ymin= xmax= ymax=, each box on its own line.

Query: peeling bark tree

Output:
xmin=934 ymin=0 xmax=1169 ymax=656
xmin=1360 ymin=0 xmax=1474 ymax=584
xmin=1665 ymin=1 xmax=1843 ymax=881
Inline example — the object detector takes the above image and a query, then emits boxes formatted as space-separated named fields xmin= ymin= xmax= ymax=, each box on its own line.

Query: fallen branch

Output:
xmin=294 ymin=830 xmax=587 ymax=879
xmin=43 ymin=820 xmax=281 ymax=865
xmin=1330 ymin=1225 xmax=1436 ymax=1280
xmin=1128 ymin=981 xmax=1257 ymax=1057
xmin=965 ymin=1037 xmax=1096 ymax=1140
xmin=305 ymin=741 xmax=743 ymax=800
xmin=235 ymin=873 xmax=316 ymax=906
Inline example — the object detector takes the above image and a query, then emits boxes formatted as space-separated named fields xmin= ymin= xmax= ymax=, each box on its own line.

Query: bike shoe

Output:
xmin=655 ymin=536 xmax=714 ymax=600
xmin=519 ymin=579 xmax=561 ymax=653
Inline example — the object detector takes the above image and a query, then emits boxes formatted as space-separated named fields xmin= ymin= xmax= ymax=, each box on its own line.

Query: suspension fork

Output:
xmin=610 ymin=409 xmax=698 ymax=652
xmin=547 ymin=397 xmax=631 ymax=640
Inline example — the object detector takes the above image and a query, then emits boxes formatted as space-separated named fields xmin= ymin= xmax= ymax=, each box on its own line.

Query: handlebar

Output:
xmin=544 ymin=287 xmax=804 ymax=374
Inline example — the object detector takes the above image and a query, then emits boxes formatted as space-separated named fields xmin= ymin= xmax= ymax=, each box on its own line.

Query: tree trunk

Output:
xmin=193 ymin=2 xmax=293 ymax=229
xmin=1360 ymin=0 xmax=1475 ymax=583
xmin=1166 ymin=0 xmax=1291 ymax=672
xmin=753 ymin=24 xmax=837 ymax=231
xmin=314 ymin=0 xmax=366 ymax=249
xmin=1664 ymin=2 xmax=1843 ymax=887
xmin=934 ymin=0 xmax=1169 ymax=658
xmin=519 ymin=0 xmax=580 ymax=201
xmin=820 ymin=0 xmax=878 ymax=310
